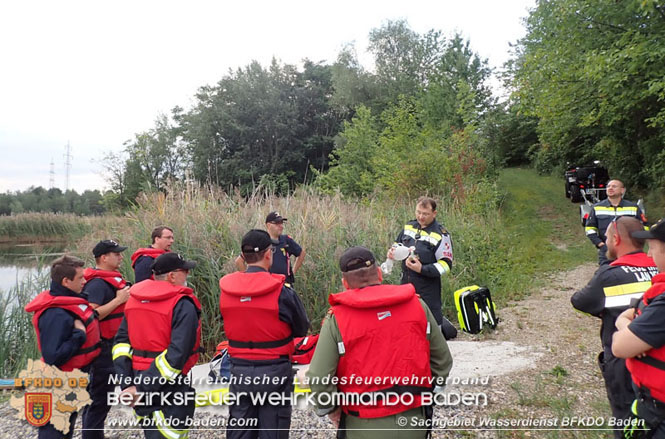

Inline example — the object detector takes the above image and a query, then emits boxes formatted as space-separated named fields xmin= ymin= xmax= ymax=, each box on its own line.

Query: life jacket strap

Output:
xmin=133 ymin=346 xmax=203 ymax=359
xmin=77 ymin=342 xmax=101 ymax=355
xmin=228 ymin=335 xmax=293 ymax=349
xmin=636 ymin=355 xmax=665 ymax=371
xmin=133 ymin=349 xmax=160 ymax=359
xmin=102 ymin=312 xmax=123 ymax=321
xmin=84 ymin=313 xmax=96 ymax=327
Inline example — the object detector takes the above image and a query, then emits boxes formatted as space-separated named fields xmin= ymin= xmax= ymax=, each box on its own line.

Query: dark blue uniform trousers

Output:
xmin=38 ymin=413 xmax=77 ymax=439
xmin=82 ymin=341 xmax=114 ymax=439
xmin=227 ymin=359 xmax=293 ymax=439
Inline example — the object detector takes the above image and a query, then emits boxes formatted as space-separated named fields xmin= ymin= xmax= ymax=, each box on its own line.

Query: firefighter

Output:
xmin=233 ymin=211 xmax=306 ymax=288
xmin=130 ymin=226 xmax=174 ymax=283
xmin=81 ymin=240 xmax=131 ymax=439
xmin=387 ymin=196 xmax=457 ymax=339
xmin=585 ymin=179 xmax=647 ymax=265
xmin=220 ymin=229 xmax=310 ymax=439
xmin=613 ymin=218 xmax=665 ymax=437
xmin=113 ymin=252 xmax=200 ymax=439
xmin=307 ymin=246 xmax=453 ymax=438
xmin=571 ymin=217 xmax=657 ymax=438
xmin=25 ymin=255 xmax=101 ymax=439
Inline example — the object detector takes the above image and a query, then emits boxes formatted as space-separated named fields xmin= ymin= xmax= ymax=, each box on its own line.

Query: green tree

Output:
xmin=182 ymin=59 xmax=341 ymax=193
xmin=315 ymin=106 xmax=379 ymax=196
xmin=513 ymin=0 xmax=665 ymax=189
xmin=368 ymin=20 xmax=444 ymax=105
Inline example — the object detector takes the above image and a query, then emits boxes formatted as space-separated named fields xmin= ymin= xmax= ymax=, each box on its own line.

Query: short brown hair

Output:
xmin=417 ymin=196 xmax=437 ymax=211
xmin=342 ymin=265 xmax=380 ymax=289
xmin=50 ymin=255 xmax=84 ymax=285
xmin=151 ymin=226 xmax=173 ymax=244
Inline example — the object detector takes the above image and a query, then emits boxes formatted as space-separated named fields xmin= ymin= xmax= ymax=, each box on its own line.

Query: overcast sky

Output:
xmin=0 ymin=0 xmax=535 ymax=193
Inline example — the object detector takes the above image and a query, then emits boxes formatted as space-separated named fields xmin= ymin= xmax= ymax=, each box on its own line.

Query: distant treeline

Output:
xmin=0 ymin=186 xmax=106 ymax=216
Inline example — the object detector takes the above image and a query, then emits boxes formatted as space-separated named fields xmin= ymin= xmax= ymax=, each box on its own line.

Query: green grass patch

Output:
xmin=0 ymin=213 xmax=119 ymax=242
xmin=481 ymin=168 xmax=596 ymax=298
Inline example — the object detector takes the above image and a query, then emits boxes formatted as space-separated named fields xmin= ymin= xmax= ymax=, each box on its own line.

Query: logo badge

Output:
xmin=377 ymin=311 xmax=391 ymax=320
xmin=240 ymin=297 xmax=252 ymax=302
xmin=25 ymin=393 xmax=52 ymax=427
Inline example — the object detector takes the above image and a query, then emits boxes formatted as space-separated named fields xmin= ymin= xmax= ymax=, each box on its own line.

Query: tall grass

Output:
xmin=73 ymin=180 xmax=513 ymax=355
xmin=2 ymin=168 xmax=598 ymax=369
xmin=0 ymin=213 xmax=119 ymax=242
xmin=0 ymin=270 xmax=46 ymax=377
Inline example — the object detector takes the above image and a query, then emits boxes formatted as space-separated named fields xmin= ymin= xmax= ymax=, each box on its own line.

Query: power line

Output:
xmin=49 ymin=158 xmax=55 ymax=190
xmin=63 ymin=141 xmax=72 ymax=191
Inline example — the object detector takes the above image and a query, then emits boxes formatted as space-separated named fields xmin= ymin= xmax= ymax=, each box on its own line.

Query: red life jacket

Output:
xmin=130 ymin=247 xmax=166 ymax=268
xmin=83 ymin=267 xmax=127 ymax=340
xmin=25 ymin=290 xmax=101 ymax=372
xmin=124 ymin=280 xmax=201 ymax=375
xmin=219 ymin=271 xmax=294 ymax=360
xmin=330 ymin=283 xmax=432 ymax=418
xmin=609 ymin=252 xmax=656 ymax=268
xmin=292 ymin=334 xmax=319 ymax=364
xmin=626 ymin=273 xmax=665 ymax=402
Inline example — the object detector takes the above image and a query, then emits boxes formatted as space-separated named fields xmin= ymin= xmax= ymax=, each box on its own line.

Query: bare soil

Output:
xmin=431 ymin=262 xmax=611 ymax=438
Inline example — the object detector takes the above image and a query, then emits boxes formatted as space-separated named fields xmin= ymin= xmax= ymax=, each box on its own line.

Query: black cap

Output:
xmin=266 ymin=211 xmax=287 ymax=223
xmin=339 ymin=246 xmax=376 ymax=272
xmin=241 ymin=229 xmax=272 ymax=254
xmin=92 ymin=240 xmax=127 ymax=258
xmin=632 ymin=218 xmax=665 ymax=242
xmin=151 ymin=252 xmax=196 ymax=275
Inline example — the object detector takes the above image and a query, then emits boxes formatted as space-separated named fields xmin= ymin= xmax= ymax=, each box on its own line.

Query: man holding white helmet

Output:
xmin=387 ymin=196 xmax=457 ymax=339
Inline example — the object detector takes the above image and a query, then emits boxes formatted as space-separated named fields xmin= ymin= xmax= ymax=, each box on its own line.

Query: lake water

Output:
xmin=0 ymin=243 xmax=66 ymax=293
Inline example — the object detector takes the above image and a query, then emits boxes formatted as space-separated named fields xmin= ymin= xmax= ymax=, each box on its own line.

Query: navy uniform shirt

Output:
xmin=82 ymin=276 xmax=116 ymax=308
xmin=629 ymin=296 xmax=665 ymax=350
xmin=134 ymin=255 xmax=155 ymax=283
xmin=270 ymin=235 xmax=302 ymax=285
xmin=39 ymin=281 xmax=87 ymax=369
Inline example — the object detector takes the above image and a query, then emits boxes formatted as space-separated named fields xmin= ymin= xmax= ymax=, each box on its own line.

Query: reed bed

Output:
xmin=72 ymin=182 xmax=504 ymax=356
xmin=0 ymin=270 xmax=46 ymax=377
xmin=2 ymin=169 xmax=596 ymax=374
xmin=0 ymin=213 xmax=119 ymax=242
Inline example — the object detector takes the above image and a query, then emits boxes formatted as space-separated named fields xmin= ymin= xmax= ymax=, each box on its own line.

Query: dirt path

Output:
xmin=431 ymin=262 xmax=610 ymax=438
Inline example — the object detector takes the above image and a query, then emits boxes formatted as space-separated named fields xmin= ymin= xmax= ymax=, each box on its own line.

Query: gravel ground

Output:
xmin=1 ymin=263 xmax=606 ymax=438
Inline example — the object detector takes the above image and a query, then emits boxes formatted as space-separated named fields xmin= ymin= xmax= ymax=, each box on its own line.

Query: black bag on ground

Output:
xmin=454 ymin=285 xmax=498 ymax=334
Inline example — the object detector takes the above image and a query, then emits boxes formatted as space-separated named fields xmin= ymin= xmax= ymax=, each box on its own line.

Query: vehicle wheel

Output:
xmin=565 ymin=183 xmax=571 ymax=198
xmin=570 ymin=186 xmax=582 ymax=203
